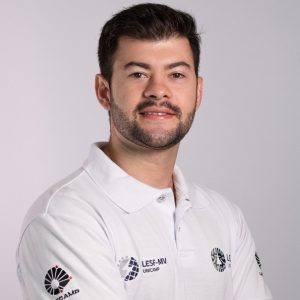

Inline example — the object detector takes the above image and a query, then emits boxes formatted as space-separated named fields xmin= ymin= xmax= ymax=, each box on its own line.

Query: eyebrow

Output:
xmin=123 ymin=61 xmax=191 ymax=70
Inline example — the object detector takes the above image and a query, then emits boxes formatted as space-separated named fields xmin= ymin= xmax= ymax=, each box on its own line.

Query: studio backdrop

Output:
xmin=1 ymin=0 xmax=299 ymax=299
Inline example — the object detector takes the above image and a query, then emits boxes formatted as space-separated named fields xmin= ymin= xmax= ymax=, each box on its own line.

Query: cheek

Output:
xmin=177 ymin=87 xmax=198 ymax=110
xmin=111 ymin=81 xmax=143 ymax=108
xmin=110 ymin=89 xmax=139 ymax=117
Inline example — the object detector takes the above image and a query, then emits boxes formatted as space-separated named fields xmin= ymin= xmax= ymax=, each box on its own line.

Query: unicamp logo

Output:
xmin=44 ymin=265 xmax=71 ymax=295
xmin=44 ymin=265 xmax=80 ymax=299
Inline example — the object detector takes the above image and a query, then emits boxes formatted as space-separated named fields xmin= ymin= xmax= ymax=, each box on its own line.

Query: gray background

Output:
xmin=1 ymin=0 xmax=299 ymax=299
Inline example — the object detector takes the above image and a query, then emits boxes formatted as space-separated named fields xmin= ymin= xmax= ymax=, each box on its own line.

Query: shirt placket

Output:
xmin=174 ymin=192 xmax=192 ymax=300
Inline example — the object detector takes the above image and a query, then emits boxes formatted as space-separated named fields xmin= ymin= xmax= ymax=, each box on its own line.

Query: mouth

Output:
xmin=139 ymin=109 xmax=176 ymax=120
xmin=140 ymin=112 xmax=174 ymax=116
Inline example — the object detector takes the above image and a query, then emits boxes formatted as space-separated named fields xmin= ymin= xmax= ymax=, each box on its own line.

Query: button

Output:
xmin=185 ymin=198 xmax=190 ymax=201
xmin=156 ymin=194 xmax=166 ymax=203
xmin=177 ymin=226 xmax=181 ymax=232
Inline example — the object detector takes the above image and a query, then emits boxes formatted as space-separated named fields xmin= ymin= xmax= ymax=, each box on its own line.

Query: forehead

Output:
xmin=112 ymin=36 xmax=194 ymax=70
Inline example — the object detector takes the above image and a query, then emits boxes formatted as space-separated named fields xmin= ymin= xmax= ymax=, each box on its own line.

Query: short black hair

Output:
xmin=98 ymin=3 xmax=201 ymax=83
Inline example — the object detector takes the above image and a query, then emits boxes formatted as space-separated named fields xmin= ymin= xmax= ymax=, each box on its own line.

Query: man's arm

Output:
xmin=17 ymin=212 xmax=127 ymax=300
xmin=231 ymin=204 xmax=273 ymax=299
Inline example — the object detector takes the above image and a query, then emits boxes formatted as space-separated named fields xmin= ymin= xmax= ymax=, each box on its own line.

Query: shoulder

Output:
xmin=20 ymin=167 xmax=98 ymax=236
xmin=188 ymin=181 xmax=244 ymax=224
xmin=188 ymin=181 xmax=234 ymax=209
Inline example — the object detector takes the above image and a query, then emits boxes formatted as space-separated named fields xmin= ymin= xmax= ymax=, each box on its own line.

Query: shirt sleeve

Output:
xmin=231 ymin=204 xmax=273 ymax=300
xmin=17 ymin=212 xmax=128 ymax=300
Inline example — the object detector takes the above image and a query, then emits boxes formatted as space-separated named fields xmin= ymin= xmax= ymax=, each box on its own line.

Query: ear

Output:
xmin=95 ymin=74 xmax=111 ymax=111
xmin=195 ymin=76 xmax=203 ymax=111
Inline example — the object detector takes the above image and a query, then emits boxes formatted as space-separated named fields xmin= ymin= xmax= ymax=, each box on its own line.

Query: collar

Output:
xmin=82 ymin=142 xmax=207 ymax=213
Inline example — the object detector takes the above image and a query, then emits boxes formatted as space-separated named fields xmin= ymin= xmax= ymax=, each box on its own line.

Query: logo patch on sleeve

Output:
xmin=44 ymin=265 xmax=80 ymax=299
xmin=255 ymin=252 xmax=264 ymax=276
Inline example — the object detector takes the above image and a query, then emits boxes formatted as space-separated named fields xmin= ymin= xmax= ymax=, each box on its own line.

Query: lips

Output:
xmin=139 ymin=108 xmax=176 ymax=116
xmin=141 ymin=112 xmax=170 ymax=116
xmin=138 ymin=108 xmax=176 ymax=120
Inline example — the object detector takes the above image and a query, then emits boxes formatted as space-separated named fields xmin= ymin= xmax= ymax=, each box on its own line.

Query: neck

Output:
xmin=102 ymin=136 xmax=179 ymax=190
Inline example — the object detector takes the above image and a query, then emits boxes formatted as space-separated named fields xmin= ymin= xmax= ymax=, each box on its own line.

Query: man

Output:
xmin=16 ymin=3 xmax=272 ymax=300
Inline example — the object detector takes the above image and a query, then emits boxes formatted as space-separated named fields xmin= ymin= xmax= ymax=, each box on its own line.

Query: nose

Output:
xmin=143 ymin=76 xmax=172 ymax=100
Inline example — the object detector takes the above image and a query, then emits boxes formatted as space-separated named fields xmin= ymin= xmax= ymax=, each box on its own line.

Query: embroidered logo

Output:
xmin=118 ymin=256 xmax=139 ymax=281
xmin=211 ymin=248 xmax=231 ymax=272
xmin=142 ymin=257 xmax=167 ymax=273
xmin=44 ymin=265 xmax=71 ymax=295
xmin=44 ymin=265 xmax=80 ymax=299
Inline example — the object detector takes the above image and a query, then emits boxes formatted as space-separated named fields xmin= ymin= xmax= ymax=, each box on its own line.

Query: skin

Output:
xmin=95 ymin=36 xmax=203 ymax=196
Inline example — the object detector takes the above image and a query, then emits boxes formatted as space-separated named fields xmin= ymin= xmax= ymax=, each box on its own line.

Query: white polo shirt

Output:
xmin=16 ymin=142 xmax=272 ymax=300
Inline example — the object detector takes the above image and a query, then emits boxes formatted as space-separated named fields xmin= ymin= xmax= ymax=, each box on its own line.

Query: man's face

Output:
xmin=99 ymin=36 xmax=202 ymax=150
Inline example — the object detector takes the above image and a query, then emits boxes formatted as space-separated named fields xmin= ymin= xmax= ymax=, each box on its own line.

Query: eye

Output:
xmin=129 ymin=72 xmax=147 ymax=79
xmin=171 ymin=72 xmax=185 ymax=79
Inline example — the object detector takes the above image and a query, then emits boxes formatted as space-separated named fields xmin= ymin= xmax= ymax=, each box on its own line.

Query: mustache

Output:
xmin=134 ymin=100 xmax=182 ymax=116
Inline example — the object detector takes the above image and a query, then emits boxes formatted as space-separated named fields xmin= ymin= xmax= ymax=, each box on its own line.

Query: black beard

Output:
xmin=109 ymin=98 xmax=196 ymax=150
